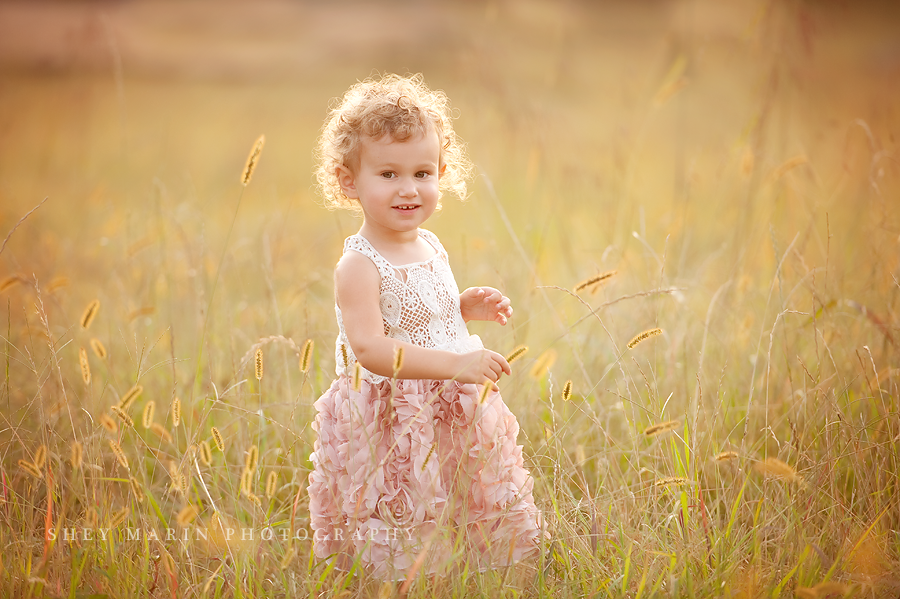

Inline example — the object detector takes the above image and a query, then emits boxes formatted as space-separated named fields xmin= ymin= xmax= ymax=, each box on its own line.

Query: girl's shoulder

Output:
xmin=416 ymin=228 xmax=448 ymax=258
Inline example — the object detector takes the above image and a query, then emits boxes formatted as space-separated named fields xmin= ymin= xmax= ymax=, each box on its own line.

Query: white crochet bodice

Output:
xmin=334 ymin=229 xmax=481 ymax=383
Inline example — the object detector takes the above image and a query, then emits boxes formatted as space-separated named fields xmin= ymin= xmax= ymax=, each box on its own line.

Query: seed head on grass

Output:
xmin=110 ymin=405 xmax=134 ymax=427
xmin=176 ymin=505 xmax=198 ymax=527
xmin=109 ymin=440 xmax=129 ymax=470
xmin=240 ymin=468 xmax=253 ymax=497
xmin=127 ymin=306 xmax=155 ymax=322
xmin=352 ymin=361 xmax=363 ymax=391
xmin=33 ymin=444 xmax=47 ymax=469
xmin=172 ymin=397 xmax=181 ymax=427
xmin=247 ymin=493 xmax=262 ymax=509
xmin=245 ymin=445 xmax=259 ymax=472
xmin=715 ymin=451 xmax=739 ymax=462
xmin=300 ymin=339 xmax=314 ymax=372
xmin=100 ymin=413 xmax=118 ymax=434
xmin=211 ymin=427 xmax=224 ymax=452
xmin=266 ymin=471 xmax=278 ymax=498
xmin=562 ymin=380 xmax=573 ymax=401
xmin=79 ymin=347 xmax=91 ymax=384
xmin=118 ymin=384 xmax=143 ymax=411
xmin=421 ymin=443 xmax=436 ymax=472
xmin=340 ymin=343 xmax=348 ymax=368
xmin=18 ymin=459 xmax=42 ymax=479
xmin=48 ymin=276 xmax=70 ymax=292
xmin=142 ymin=401 xmax=155 ymax=428
xmin=653 ymin=477 xmax=688 ymax=488
xmin=241 ymin=134 xmax=265 ymax=186
xmin=80 ymin=299 xmax=100 ymax=329
xmin=478 ymin=382 xmax=492 ymax=403
xmin=505 ymin=345 xmax=528 ymax=365
xmin=753 ymin=457 xmax=800 ymax=482
xmin=255 ymin=348 xmax=264 ymax=380
xmin=150 ymin=423 xmax=173 ymax=443
xmin=0 ymin=275 xmax=22 ymax=293
xmin=574 ymin=270 xmax=616 ymax=294
xmin=109 ymin=507 xmax=129 ymax=528
xmin=392 ymin=345 xmax=404 ymax=374
xmin=90 ymin=338 xmax=107 ymax=359
xmin=280 ymin=547 xmax=296 ymax=570
xmin=529 ymin=349 xmax=557 ymax=379
xmin=199 ymin=441 xmax=212 ymax=467
xmin=644 ymin=420 xmax=680 ymax=437
xmin=129 ymin=477 xmax=144 ymax=503
xmin=627 ymin=328 xmax=662 ymax=350
xmin=70 ymin=442 xmax=83 ymax=469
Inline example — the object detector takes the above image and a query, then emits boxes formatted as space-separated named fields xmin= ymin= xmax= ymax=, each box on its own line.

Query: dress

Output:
xmin=307 ymin=229 xmax=544 ymax=580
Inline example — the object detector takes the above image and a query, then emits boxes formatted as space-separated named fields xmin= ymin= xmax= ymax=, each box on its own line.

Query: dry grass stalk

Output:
xmin=99 ymin=413 xmax=118 ymax=434
xmin=575 ymin=444 xmax=586 ymax=466
xmin=574 ymin=270 xmax=616 ymax=293
xmin=753 ymin=457 xmax=799 ymax=482
xmin=241 ymin=134 xmax=265 ymax=186
xmin=245 ymin=445 xmax=259 ymax=472
xmin=172 ymin=397 xmax=181 ymax=427
xmin=199 ymin=441 xmax=212 ymax=466
xmin=84 ymin=508 xmax=98 ymax=528
xmin=392 ymin=345 xmax=405 ymax=373
xmin=266 ymin=471 xmax=278 ymax=498
xmin=33 ymin=444 xmax=47 ymax=469
xmin=129 ymin=477 xmax=144 ymax=503
xmin=715 ymin=451 xmax=739 ymax=462
xmin=211 ymin=427 xmax=224 ymax=451
xmin=644 ymin=420 xmax=680 ymax=437
xmin=150 ymin=423 xmax=173 ymax=443
xmin=562 ymin=380 xmax=573 ymax=401
xmin=70 ymin=442 xmax=83 ymax=469
xmin=176 ymin=505 xmax=198 ymax=527
xmin=0 ymin=275 xmax=22 ymax=293
xmin=109 ymin=440 xmax=129 ymax=470
xmin=247 ymin=493 xmax=262 ymax=509
xmin=110 ymin=405 xmax=134 ymax=427
xmin=340 ymin=343 xmax=349 ymax=368
xmin=255 ymin=348 xmax=264 ymax=380
xmin=142 ymin=401 xmax=155 ymax=429
xmin=89 ymin=338 xmax=107 ymax=359
xmin=18 ymin=459 xmax=42 ymax=479
xmin=378 ymin=582 xmax=394 ymax=599
xmin=529 ymin=349 xmax=557 ymax=379
xmin=300 ymin=339 xmax=314 ymax=372
xmin=80 ymin=299 xmax=100 ymax=329
xmin=505 ymin=345 xmax=528 ymax=365
xmin=280 ymin=547 xmax=296 ymax=570
xmin=109 ymin=507 xmax=129 ymax=528
xmin=79 ymin=347 xmax=91 ymax=385
xmin=627 ymin=328 xmax=662 ymax=349
xmin=118 ymin=385 xmax=143 ymax=411
xmin=654 ymin=477 xmax=688 ymax=488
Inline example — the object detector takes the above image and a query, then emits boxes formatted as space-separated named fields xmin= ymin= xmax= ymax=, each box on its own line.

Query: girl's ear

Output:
xmin=439 ymin=162 xmax=447 ymax=178
xmin=336 ymin=165 xmax=359 ymax=199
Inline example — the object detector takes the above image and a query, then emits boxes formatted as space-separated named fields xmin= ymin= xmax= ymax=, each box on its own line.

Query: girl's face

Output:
xmin=337 ymin=128 xmax=443 ymax=241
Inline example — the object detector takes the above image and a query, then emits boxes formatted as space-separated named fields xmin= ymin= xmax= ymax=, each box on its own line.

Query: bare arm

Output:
xmin=336 ymin=251 xmax=510 ymax=384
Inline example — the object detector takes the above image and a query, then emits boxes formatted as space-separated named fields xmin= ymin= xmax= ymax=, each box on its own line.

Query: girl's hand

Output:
xmin=459 ymin=287 xmax=513 ymax=325
xmin=455 ymin=349 xmax=511 ymax=388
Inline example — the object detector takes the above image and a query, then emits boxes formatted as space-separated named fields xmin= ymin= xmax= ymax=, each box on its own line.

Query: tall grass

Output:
xmin=0 ymin=0 xmax=898 ymax=597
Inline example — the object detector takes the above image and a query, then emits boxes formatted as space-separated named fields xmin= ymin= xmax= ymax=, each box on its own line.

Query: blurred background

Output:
xmin=1 ymin=0 xmax=899 ymax=420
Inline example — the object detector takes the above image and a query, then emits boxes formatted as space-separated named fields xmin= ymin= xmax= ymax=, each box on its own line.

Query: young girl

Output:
xmin=308 ymin=73 xmax=544 ymax=581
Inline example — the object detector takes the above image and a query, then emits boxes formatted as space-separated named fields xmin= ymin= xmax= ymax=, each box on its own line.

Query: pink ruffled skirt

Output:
xmin=308 ymin=376 xmax=545 ymax=580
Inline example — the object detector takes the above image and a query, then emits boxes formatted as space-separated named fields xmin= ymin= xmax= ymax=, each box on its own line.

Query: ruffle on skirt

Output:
xmin=308 ymin=376 xmax=546 ymax=580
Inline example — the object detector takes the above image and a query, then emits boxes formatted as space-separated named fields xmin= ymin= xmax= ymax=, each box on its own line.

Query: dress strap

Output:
xmin=343 ymin=235 xmax=395 ymax=278
xmin=417 ymin=228 xmax=448 ymax=260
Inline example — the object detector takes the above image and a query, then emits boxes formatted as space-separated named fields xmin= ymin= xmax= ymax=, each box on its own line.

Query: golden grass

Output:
xmin=80 ymin=299 xmax=100 ymax=329
xmin=505 ymin=345 xmax=528 ymax=365
xmin=643 ymin=420 xmax=680 ymax=437
xmin=240 ymin=135 xmax=265 ymax=186
xmin=627 ymin=328 xmax=662 ymax=349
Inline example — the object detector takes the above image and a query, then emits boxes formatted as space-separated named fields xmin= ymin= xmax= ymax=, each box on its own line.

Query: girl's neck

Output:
xmin=358 ymin=223 xmax=435 ymax=266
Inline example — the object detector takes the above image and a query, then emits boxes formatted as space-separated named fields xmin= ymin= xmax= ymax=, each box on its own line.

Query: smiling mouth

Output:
xmin=394 ymin=205 xmax=420 ymax=211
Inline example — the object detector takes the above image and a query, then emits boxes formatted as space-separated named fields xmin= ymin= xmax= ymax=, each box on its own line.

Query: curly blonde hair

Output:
xmin=314 ymin=73 xmax=473 ymax=210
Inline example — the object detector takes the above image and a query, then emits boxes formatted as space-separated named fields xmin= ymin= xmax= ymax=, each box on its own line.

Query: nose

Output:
xmin=398 ymin=177 xmax=418 ymax=198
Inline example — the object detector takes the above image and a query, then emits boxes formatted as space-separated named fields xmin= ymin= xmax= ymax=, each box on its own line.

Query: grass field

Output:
xmin=0 ymin=0 xmax=898 ymax=597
